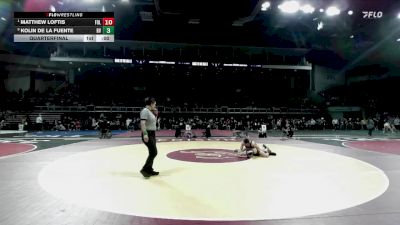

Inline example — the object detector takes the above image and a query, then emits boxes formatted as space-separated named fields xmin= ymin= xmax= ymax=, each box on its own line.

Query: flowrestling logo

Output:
xmin=167 ymin=149 xmax=248 ymax=163
xmin=362 ymin=11 xmax=383 ymax=19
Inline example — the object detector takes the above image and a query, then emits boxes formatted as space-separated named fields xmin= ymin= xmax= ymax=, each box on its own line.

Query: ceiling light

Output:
xmin=278 ymin=1 xmax=300 ymax=14
xmin=326 ymin=6 xmax=340 ymax=16
xmin=261 ymin=1 xmax=271 ymax=11
xmin=348 ymin=10 xmax=353 ymax=15
xmin=319 ymin=8 xmax=324 ymax=13
xmin=301 ymin=4 xmax=315 ymax=14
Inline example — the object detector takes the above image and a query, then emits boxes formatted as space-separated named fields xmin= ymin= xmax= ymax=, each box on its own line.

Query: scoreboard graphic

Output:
xmin=14 ymin=12 xmax=114 ymax=42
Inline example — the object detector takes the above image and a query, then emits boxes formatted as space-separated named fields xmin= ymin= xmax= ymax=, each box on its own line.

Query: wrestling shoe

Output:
xmin=149 ymin=170 xmax=160 ymax=176
xmin=140 ymin=170 xmax=151 ymax=178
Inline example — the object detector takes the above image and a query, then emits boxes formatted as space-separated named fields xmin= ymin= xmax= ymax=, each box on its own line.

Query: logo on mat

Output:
xmin=167 ymin=149 xmax=248 ymax=163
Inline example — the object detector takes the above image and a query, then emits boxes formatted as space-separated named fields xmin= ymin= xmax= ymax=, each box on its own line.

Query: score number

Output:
xmin=102 ymin=17 xmax=114 ymax=34
xmin=103 ymin=26 xmax=114 ymax=34
xmin=102 ymin=18 xmax=114 ymax=26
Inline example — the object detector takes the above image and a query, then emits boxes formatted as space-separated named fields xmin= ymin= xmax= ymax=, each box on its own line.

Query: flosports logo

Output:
xmin=167 ymin=149 xmax=248 ymax=163
xmin=362 ymin=11 xmax=383 ymax=19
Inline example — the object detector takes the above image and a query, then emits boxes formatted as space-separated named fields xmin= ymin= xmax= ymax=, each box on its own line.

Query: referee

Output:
xmin=139 ymin=97 xmax=159 ymax=178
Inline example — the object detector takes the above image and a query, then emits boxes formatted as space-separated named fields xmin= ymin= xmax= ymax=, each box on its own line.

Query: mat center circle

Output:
xmin=167 ymin=148 xmax=248 ymax=163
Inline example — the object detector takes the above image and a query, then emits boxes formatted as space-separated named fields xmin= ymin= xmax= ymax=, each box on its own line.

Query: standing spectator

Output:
xmin=35 ymin=114 xmax=43 ymax=131
xmin=91 ymin=117 xmax=97 ymax=130
xmin=332 ymin=118 xmax=339 ymax=130
xmin=25 ymin=115 xmax=31 ymax=131
xmin=367 ymin=117 xmax=375 ymax=136
xmin=394 ymin=116 xmax=400 ymax=131
xmin=0 ymin=118 xmax=4 ymax=130
xmin=174 ymin=123 xmax=181 ymax=138
xmin=126 ymin=117 xmax=133 ymax=130
xmin=205 ymin=124 xmax=211 ymax=138
xmin=361 ymin=118 xmax=367 ymax=130
xmin=310 ymin=118 xmax=316 ymax=130
xmin=75 ymin=119 xmax=81 ymax=130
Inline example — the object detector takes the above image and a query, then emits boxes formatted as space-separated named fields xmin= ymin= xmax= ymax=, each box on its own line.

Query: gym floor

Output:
xmin=1 ymin=130 xmax=400 ymax=225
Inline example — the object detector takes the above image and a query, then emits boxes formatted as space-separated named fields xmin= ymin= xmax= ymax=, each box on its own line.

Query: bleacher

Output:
xmin=32 ymin=105 xmax=319 ymax=115
xmin=3 ymin=112 xmax=62 ymax=129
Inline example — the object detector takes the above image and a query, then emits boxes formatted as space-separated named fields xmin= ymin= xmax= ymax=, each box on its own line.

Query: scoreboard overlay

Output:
xmin=14 ymin=12 xmax=114 ymax=42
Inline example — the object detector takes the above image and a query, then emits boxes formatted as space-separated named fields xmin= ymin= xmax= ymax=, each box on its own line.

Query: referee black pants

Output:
xmin=142 ymin=130 xmax=157 ymax=172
